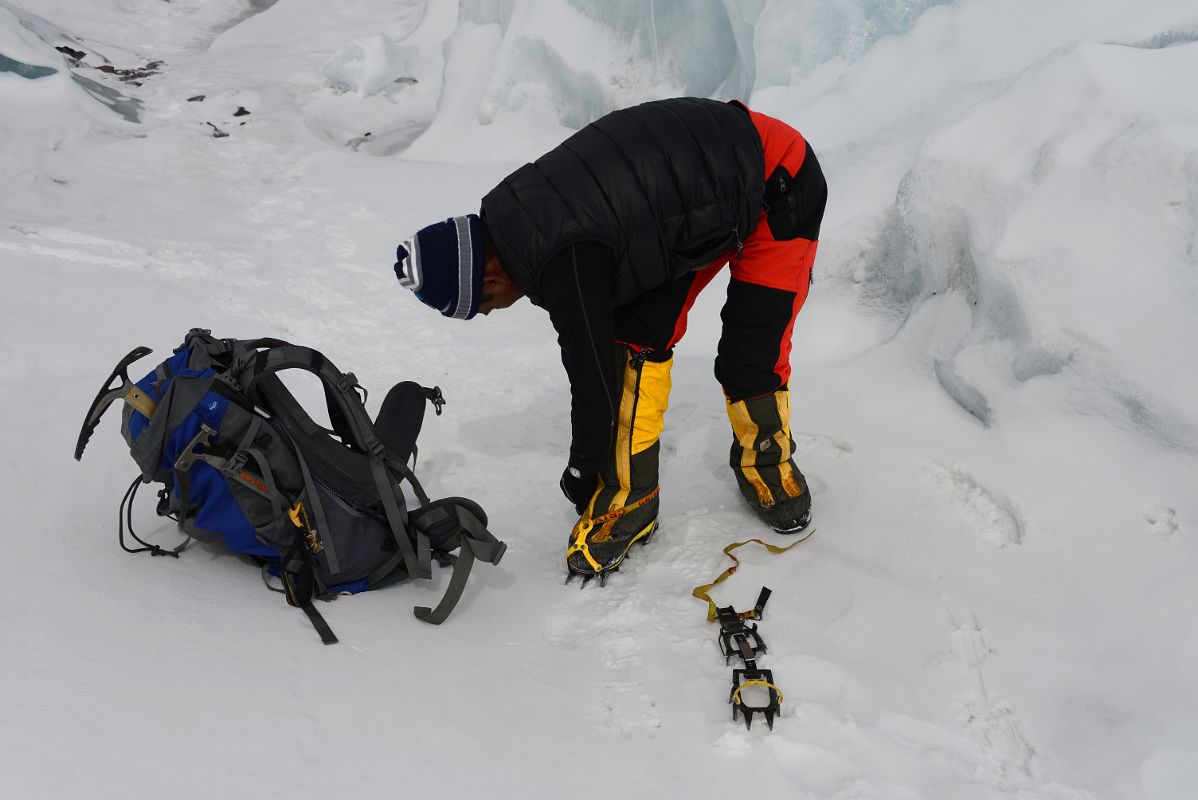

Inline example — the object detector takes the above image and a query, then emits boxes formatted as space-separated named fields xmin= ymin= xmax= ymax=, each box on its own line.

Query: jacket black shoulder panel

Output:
xmin=482 ymin=97 xmax=764 ymax=306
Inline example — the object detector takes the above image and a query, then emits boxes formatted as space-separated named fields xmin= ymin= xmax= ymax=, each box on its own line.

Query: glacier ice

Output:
xmin=855 ymin=40 xmax=1198 ymax=444
xmin=754 ymin=0 xmax=953 ymax=88
xmin=0 ymin=51 xmax=56 ymax=79
xmin=322 ymin=35 xmax=422 ymax=96
xmin=407 ymin=0 xmax=954 ymax=152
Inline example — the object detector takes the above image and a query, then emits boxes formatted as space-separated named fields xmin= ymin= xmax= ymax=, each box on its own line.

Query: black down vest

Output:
xmin=481 ymin=98 xmax=766 ymax=306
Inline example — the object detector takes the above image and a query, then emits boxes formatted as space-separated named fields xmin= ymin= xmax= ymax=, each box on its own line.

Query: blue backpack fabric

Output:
xmin=77 ymin=329 xmax=506 ymax=643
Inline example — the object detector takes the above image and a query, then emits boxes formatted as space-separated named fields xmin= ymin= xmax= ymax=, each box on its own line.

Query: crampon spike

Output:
xmin=598 ymin=565 xmax=619 ymax=587
xmin=563 ymin=521 xmax=655 ymax=589
xmin=730 ymin=668 xmax=781 ymax=732
xmin=736 ymin=706 xmax=754 ymax=730
xmin=565 ymin=567 xmax=598 ymax=588
xmin=565 ymin=561 xmax=621 ymax=589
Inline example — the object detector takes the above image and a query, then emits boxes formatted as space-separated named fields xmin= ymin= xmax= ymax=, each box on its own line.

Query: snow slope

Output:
xmin=2 ymin=1 xmax=1196 ymax=798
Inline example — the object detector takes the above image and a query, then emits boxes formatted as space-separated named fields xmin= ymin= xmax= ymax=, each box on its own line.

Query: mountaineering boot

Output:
xmin=726 ymin=388 xmax=811 ymax=534
xmin=567 ymin=347 xmax=671 ymax=582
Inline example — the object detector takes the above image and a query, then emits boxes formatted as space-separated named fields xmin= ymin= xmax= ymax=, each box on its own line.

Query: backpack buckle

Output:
xmin=288 ymin=502 xmax=324 ymax=554
xmin=222 ymin=450 xmax=248 ymax=476
xmin=426 ymin=386 xmax=445 ymax=416
xmin=155 ymin=487 xmax=174 ymax=518
xmin=338 ymin=372 xmax=370 ymax=405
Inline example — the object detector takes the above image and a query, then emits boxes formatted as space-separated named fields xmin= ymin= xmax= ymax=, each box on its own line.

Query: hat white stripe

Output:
xmin=397 ymin=236 xmax=422 ymax=291
xmin=452 ymin=215 xmax=473 ymax=319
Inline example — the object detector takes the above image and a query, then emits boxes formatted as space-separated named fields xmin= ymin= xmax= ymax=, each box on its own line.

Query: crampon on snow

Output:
xmin=564 ymin=519 xmax=658 ymax=588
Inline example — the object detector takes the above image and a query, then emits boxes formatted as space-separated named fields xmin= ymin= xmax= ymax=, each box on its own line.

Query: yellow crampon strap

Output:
xmin=691 ymin=530 xmax=814 ymax=622
xmin=567 ymin=487 xmax=661 ymax=572
xmin=566 ymin=520 xmax=604 ymax=573
xmin=732 ymin=678 xmax=784 ymax=707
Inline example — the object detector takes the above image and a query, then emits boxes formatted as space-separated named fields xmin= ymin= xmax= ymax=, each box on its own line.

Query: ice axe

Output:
xmin=74 ymin=346 xmax=154 ymax=461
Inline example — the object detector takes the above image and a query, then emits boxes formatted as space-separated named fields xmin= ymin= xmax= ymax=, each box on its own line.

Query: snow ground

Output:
xmin=1 ymin=1 xmax=1197 ymax=798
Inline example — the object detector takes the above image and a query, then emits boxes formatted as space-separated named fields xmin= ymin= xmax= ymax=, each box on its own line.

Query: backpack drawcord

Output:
xmin=118 ymin=475 xmax=190 ymax=558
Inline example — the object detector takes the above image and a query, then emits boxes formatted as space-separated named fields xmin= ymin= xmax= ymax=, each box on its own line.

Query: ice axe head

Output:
xmin=74 ymin=346 xmax=153 ymax=461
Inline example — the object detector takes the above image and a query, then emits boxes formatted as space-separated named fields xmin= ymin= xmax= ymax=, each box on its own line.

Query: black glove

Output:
xmin=559 ymin=466 xmax=598 ymax=515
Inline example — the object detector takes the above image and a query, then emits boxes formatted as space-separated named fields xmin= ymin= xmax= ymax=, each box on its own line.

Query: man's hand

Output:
xmin=560 ymin=466 xmax=598 ymax=515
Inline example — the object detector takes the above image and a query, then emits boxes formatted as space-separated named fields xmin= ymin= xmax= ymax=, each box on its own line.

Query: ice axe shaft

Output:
xmin=74 ymin=346 xmax=154 ymax=461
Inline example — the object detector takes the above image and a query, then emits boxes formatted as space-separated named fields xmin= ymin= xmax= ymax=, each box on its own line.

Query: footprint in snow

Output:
xmin=588 ymin=693 xmax=661 ymax=739
xmin=945 ymin=608 xmax=1036 ymax=782
xmin=1144 ymin=506 xmax=1179 ymax=537
xmin=793 ymin=431 xmax=854 ymax=457
xmin=924 ymin=461 xmax=1024 ymax=546
xmin=544 ymin=588 xmax=663 ymax=738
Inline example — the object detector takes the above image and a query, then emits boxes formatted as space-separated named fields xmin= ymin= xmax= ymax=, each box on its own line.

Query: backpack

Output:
xmin=75 ymin=328 xmax=506 ymax=643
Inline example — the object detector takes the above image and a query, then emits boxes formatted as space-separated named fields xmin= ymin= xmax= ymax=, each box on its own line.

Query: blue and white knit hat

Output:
xmin=394 ymin=214 xmax=485 ymax=320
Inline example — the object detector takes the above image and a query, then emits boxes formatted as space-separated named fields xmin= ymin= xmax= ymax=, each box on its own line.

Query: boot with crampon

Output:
xmin=566 ymin=346 xmax=670 ymax=584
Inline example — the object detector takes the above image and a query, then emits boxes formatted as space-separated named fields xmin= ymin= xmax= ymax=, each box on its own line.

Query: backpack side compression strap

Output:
xmin=409 ymin=500 xmax=506 ymax=624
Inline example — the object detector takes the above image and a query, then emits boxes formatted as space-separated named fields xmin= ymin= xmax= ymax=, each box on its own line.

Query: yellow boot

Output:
xmin=567 ymin=346 xmax=671 ymax=581
xmin=726 ymin=389 xmax=811 ymax=533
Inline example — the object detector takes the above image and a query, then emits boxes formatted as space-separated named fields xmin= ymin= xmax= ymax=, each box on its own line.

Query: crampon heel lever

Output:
xmin=716 ymin=604 xmax=768 ymax=665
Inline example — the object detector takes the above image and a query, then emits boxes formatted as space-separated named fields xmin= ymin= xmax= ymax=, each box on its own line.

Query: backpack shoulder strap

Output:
xmin=235 ymin=344 xmax=370 ymax=449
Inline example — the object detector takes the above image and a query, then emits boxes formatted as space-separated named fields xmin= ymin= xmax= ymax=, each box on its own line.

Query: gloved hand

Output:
xmin=559 ymin=466 xmax=598 ymax=515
